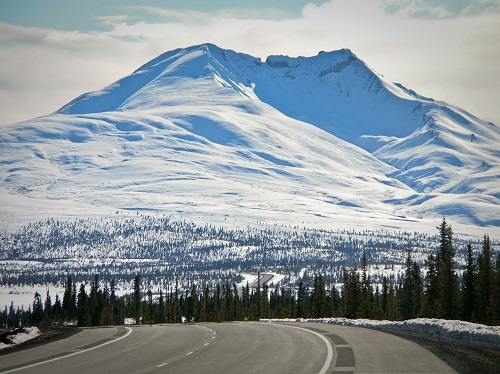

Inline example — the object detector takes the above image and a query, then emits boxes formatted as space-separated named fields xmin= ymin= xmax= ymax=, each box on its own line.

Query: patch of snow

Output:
xmin=0 ymin=327 xmax=41 ymax=350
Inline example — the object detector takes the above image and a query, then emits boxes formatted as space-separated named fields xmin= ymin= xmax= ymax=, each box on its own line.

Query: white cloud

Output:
xmin=93 ymin=15 xmax=132 ymax=28
xmin=1 ymin=0 xmax=499 ymax=126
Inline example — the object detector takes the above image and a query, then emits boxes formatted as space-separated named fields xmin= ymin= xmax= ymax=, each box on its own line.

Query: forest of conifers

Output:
xmin=2 ymin=219 xmax=499 ymax=328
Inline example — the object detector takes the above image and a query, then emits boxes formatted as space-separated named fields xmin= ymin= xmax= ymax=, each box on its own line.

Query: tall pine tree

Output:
xmin=437 ymin=218 xmax=459 ymax=319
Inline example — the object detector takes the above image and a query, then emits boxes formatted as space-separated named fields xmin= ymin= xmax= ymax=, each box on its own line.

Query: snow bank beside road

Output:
xmin=261 ymin=318 xmax=500 ymax=350
xmin=0 ymin=327 xmax=41 ymax=350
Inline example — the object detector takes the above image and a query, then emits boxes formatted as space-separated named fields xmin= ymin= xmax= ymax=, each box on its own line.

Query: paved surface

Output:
xmin=281 ymin=322 xmax=457 ymax=373
xmin=0 ymin=323 xmax=328 ymax=374
xmin=0 ymin=322 xmax=456 ymax=373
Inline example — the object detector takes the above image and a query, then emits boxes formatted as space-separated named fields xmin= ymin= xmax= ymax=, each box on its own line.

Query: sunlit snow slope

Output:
xmin=1 ymin=44 xmax=498 ymax=234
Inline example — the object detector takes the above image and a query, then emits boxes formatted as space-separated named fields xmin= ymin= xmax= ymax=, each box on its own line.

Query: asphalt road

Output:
xmin=0 ymin=322 xmax=456 ymax=373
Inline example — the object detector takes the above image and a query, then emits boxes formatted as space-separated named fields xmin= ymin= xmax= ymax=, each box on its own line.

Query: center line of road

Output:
xmin=204 ymin=343 xmax=210 ymax=346
xmin=186 ymin=351 xmax=194 ymax=355
xmin=157 ymin=362 xmax=169 ymax=368
xmin=0 ymin=327 xmax=133 ymax=374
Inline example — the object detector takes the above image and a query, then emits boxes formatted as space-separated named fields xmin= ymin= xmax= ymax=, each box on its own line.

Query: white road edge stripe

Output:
xmin=271 ymin=323 xmax=334 ymax=374
xmin=0 ymin=327 xmax=133 ymax=374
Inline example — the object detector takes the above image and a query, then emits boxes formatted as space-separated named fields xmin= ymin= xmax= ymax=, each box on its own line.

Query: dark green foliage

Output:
xmin=133 ymin=275 xmax=141 ymax=324
xmin=31 ymin=292 xmax=43 ymax=325
xmin=311 ymin=274 xmax=327 ymax=318
xmin=400 ymin=244 xmax=422 ymax=320
xmin=490 ymin=253 xmax=500 ymax=325
xmin=475 ymin=235 xmax=493 ymax=324
xmin=436 ymin=218 xmax=459 ymax=318
xmin=460 ymin=243 xmax=475 ymax=321
xmin=77 ymin=283 xmax=90 ymax=327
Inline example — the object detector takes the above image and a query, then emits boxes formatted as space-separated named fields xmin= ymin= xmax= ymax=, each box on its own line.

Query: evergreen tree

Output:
xmin=77 ymin=283 xmax=90 ymax=327
xmin=231 ymin=284 xmax=241 ymax=321
xmin=311 ymin=274 xmax=327 ymax=318
xmin=89 ymin=275 xmax=101 ymax=326
xmin=381 ymin=276 xmax=389 ymax=319
xmin=186 ymin=285 xmax=197 ymax=322
xmin=62 ymin=276 xmax=74 ymax=321
xmin=157 ymin=288 xmax=165 ymax=323
xmin=490 ymin=253 xmax=500 ymax=325
xmin=52 ymin=294 xmax=62 ymax=322
xmin=460 ymin=243 xmax=476 ymax=321
xmin=328 ymin=284 xmax=341 ymax=317
xmin=359 ymin=252 xmax=373 ymax=318
xmin=476 ymin=235 xmax=493 ymax=324
xmin=400 ymin=245 xmax=422 ymax=319
xmin=437 ymin=218 xmax=459 ymax=319
xmin=343 ymin=267 xmax=360 ymax=318
xmin=133 ymin=275 xmax=142 ymax=324
xmin=44 ymin=289 xmax=52 ymax=322
xmin=422 ymin=254 xmax=439 ymax=317
xmin=32 ymin=291 xmax=43 ymax=325
xmin=296 ymin=281 xmax=306 ymax=318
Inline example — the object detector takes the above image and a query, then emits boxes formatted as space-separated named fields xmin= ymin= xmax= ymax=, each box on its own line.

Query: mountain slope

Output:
xmin=1 ymin=44 xmax=498 ymax=234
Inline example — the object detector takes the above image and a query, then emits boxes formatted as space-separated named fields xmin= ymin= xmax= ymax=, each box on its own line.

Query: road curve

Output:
xmin=0 ymin=322 xmax=330 ymax=374
xmin=0 ymin=321 xmax=456 ymax=373
xmin=278 ymin=322 xmax=457 ymax=373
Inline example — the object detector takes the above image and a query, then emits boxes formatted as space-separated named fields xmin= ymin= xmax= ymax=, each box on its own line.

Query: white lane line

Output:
xmin=186 ymin=351 xmax=194 ymax=355
xmin=157 ymin=362 xmax=169 ymax=368
xmin=271 ymin=323 xmax=333 ymax=374
xmin=204 ymin=343 xmax=210 ymax=346
xmin=0 ymin=327 xmax=133 ymax=374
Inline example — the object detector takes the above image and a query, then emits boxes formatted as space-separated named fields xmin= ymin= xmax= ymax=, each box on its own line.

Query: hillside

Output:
xmin=0 ymin=43 xmax=498 ymax=235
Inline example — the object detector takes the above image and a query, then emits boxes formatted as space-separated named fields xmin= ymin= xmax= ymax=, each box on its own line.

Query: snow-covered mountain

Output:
xmin=1 ymin=43 xmax=498 ymax=235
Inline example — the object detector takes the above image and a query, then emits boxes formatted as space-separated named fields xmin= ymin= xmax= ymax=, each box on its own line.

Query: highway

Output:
xmin=0 ymin=322 xmax=456 ymax=373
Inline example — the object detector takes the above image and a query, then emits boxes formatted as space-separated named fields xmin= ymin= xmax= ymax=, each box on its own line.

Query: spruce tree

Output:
xmin=359 ymin=252 xmax=373 ymax=318
xmin=400 ymin=245 xmax=423 ymax=320
xmin=32 ymin=292 xmax=43 ymax=325
xmin=296 ymin=281 xmax=306 ymax=318
xmin=311 ymin=274 xmax=327 ymax=318
xmin=133 ymin=275 xmax=142 ymax=324
xmin=490 ymin=253 xmax=500 ymax=325
xmin=437 ymin=218 xmax=459 ymax=319
xmin=422 ymin=254 xmax=438 ymax=317
xmin=77 ymin=284 xmax=90 ymax=327
xmin=381 ymin=276 xmax=389 ymax=318
xmin=44 ymin=289 xmax=52 ymax=322
xmin=52 ymin=294 xmax=62 ymax=322
xmin=476 ymin=235 xmax=492 ymax=323
xmin=460 ymin=243 xmax=476 ymax=321
xmin=62 ymin=276 xmax=74 ymax=321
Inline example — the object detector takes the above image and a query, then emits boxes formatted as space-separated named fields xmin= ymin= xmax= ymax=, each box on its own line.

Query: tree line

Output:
xmin=2 ymin=219 xmax=499 ymax=329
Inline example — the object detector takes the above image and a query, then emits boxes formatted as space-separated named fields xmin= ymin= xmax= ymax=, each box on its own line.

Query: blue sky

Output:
xmin=1 ymin=0 xmax=499 ymax=125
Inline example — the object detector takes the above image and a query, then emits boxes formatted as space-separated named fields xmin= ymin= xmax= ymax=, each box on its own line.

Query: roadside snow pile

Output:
xmin=261 ymin=318 xmax=500 ymax=349
xmin=0 ymin=327 xmax=41 ymax=350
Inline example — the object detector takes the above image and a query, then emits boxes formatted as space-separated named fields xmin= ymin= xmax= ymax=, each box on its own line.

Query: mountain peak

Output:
xmin=20 ymin=43 xmax=496 ymax=232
